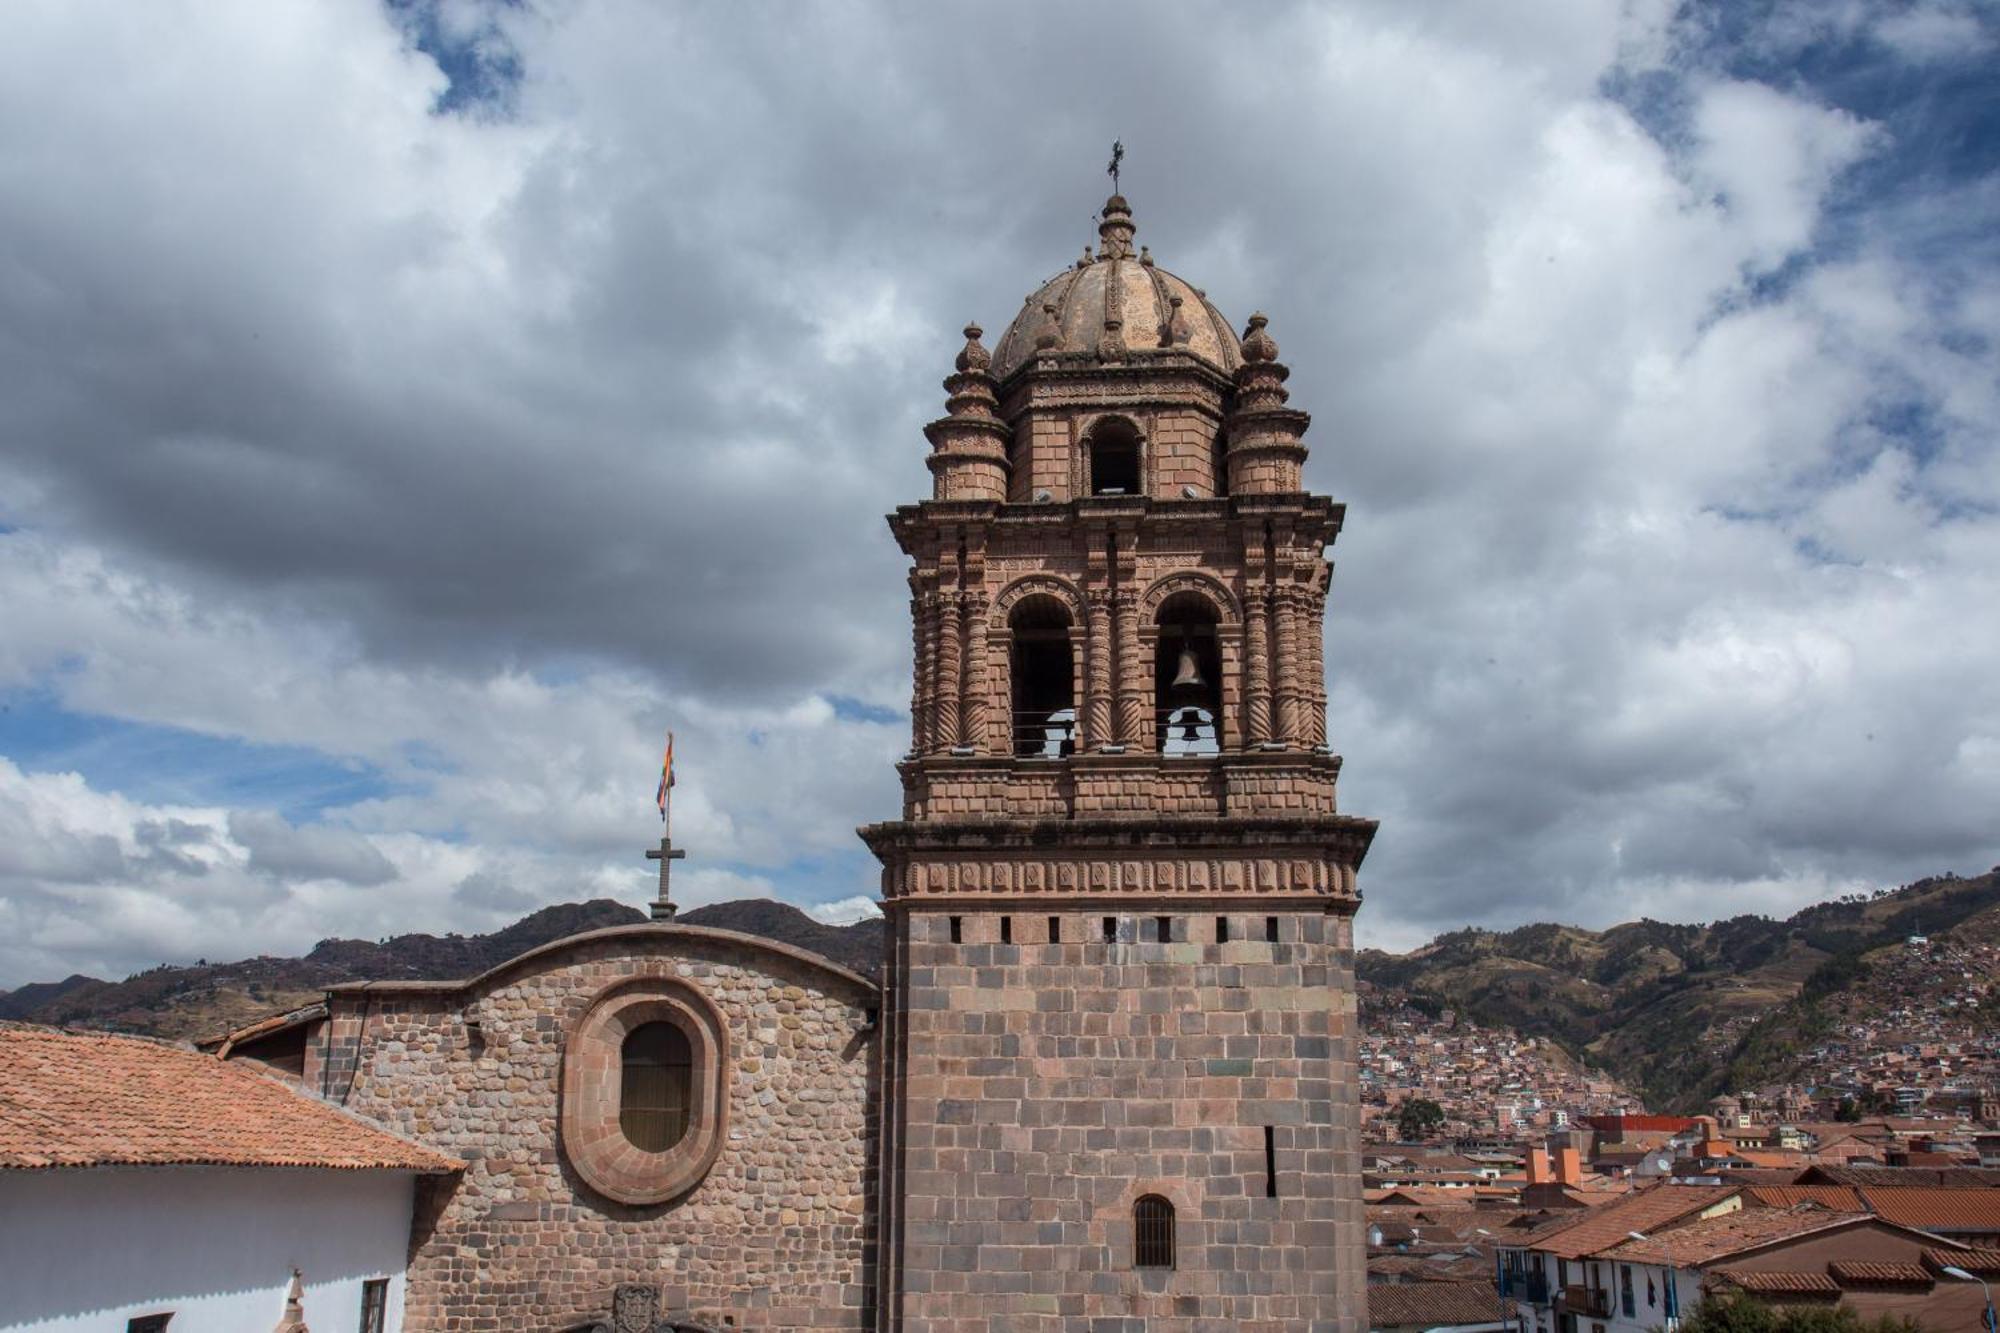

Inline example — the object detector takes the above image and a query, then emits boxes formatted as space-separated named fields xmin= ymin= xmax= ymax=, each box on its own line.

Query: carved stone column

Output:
xmin=1084 ymin=588 xmax=1114 ymax=750
xmin=911 ymin=575 xmax=934 ymax=754
xmin=1306 ymin=585 xmax=1329 ymax=748
xmin=958 ymin=590 xmax=989 ymax=750
xmin=1114 ymin=588 xmax=1147 ymax=748
xmin=933 ymin=585 xmax=962 ymax=754
xmin=1274 ymin=584 xmax=1303 ymax=747
xmin=1242 ymin=588 xmax=1274 ymax=746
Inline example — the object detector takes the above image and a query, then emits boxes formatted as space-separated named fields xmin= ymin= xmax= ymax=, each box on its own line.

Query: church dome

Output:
xmin=989 ymin=195 xmax=1243 ymax=384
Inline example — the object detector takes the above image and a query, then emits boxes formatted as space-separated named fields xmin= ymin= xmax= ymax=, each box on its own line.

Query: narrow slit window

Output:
xmin=1265 ymin=1126 xmax=1278 ymax=1198
xmin=359 ymin=1279 xmax=389 ymax=1333
xmin=1000 ymin=916 xmax=1012 ymax=945
xmin=1216 ymin=916 xmax=1230 ymax=944
xmin=1048 ymin=915 xmax=1061 ymax=943
xmin=1155 ymin=915 xmax=1172 ymax=942
xmin=1102 ymin=916 xmax=1117 ymax=943
xmin=948 ymin=915 xmax=962 ymax=944
xmin=1265 ymin=916 xmax=1280 ymax=943
xmin=1134 ymin=1194 xmax=1176 ymax=1269
xmin=127 ymin=1318 xmax=173 ymax=1333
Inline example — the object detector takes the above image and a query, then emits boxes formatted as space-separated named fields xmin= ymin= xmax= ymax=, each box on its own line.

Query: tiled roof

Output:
xmin=1517 ymin=1184 xmax=1740 ymax=1260
xmin=1605 ymin=1208 xmax=1868 ymax=1266
xmin=0 ymin=1023 xmax=459 ymax=1172
xmin=1809 ymin=1166 xmax=2000 ymax=1189
xmin=1710 ymin=1270 xmax=1841 ymax=1297
xmin=1367 ymin=1281 xmax=1508 ymax=1328
xmin=1746 ymin=1185 xmax=1865 ymax=1210
xmin=1858 ymin=1186 xmax=2000 ymax=1233
xmin=1924 ymin=1246 xmax=2000 ymax=1276
xmin=1827 ymin=1261 xmax=1932 ymax=1288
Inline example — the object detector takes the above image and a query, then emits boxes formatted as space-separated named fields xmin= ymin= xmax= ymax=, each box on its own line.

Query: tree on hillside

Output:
xmin=1677 ymin=1292 xmax=1923 ymax=1333
xmin=1835 ymin=1096 xmax=1862 ymax=1122
xmin=1394 ymin=1096 xmax=1447 ymax=1141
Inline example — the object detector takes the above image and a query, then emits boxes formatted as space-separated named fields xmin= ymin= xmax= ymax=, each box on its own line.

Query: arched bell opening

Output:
xmin=1010 ymin=595 xmax=1077 ymax=758
xmin=1086 ymin=416 xmax=1142 ymax=496
xmin=1155 ymin=592 xmax=1222 ymax=755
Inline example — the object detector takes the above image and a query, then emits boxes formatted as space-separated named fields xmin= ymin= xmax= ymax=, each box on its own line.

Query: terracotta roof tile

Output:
xmin=0 ymin=1023 xmax=459 ymax=1173
xmin=1367 ymin=1281 xmax=1508 ymax=1327
xmin=1710 ymin=1270 xmax=1842 ymax=1296
xmin=1857 ymin=1186 xmax=2000 ymax=1234
xmin=1924 ymin=1247 xmax=2000 ymax=1276
xmin=1828 ymin=1261 xmax=1932 ymax=1288
xmin=1518 ymin=1184 xmax=1740 ymax=1260
xmin=1605 ymin=1208 xmax=1869 ymax=1266
xmin=1746 ymin=1185 xmax=1864 ymax=1210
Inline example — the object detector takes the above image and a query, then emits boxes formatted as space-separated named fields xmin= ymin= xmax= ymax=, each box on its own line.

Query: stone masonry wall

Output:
xmin=326 ymin=931 xmax=877 ymax=1332
xmin=883 ymin=905 xmax=1364 ymax=1333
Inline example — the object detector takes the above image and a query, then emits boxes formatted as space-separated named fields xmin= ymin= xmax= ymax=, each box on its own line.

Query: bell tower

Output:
xmin=862 ymin=194 xmax=1378 ymax=1332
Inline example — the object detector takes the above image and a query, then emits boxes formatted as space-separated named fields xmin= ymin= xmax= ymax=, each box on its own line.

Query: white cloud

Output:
xmin=0 ymin=0 xmax=1995 ymax=983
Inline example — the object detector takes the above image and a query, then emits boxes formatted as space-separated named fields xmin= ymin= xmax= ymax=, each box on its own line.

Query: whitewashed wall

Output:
xmin=0 ymin=1166 xmax=417 ymax=1333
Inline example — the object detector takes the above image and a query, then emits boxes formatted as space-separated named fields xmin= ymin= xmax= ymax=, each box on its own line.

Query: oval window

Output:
xmin=620 ymin=1021 xmax=692 ymax=1152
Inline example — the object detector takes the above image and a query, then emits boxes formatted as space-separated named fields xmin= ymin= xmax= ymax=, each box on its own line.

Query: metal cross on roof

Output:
xmin=1107 ymin=139 xmax=1124 ymax=194
xmin=644 ymin=835 xmax=684 ymax=921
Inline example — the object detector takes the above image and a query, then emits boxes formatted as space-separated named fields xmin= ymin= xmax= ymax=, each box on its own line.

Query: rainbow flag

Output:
xmin=655 ymin=731 xmax=675 ymax=821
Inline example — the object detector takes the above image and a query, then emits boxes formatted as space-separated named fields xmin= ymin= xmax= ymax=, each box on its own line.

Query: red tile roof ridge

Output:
xmin=1605 ymin=1207 xmax=1871 ymax=1266
xmin=1516 ymin=1183 xmax=1741 ymax=1259
xmin=0 ymin=1021 xmax=460 ymax=1173
xmin=1709 ymin=1269 xmax=1842 ymax=1296
xmin=1827 ymin=1260 xmax=1933 ymax=1288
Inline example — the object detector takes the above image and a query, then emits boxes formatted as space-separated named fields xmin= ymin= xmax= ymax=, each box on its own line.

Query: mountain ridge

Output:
xmin=6 ymin=869 xmax=1995 ymax=1109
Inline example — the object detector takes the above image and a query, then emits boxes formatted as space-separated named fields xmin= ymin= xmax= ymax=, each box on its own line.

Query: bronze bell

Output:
xmin=1167 ymin=645 xmax=1208 ymax=707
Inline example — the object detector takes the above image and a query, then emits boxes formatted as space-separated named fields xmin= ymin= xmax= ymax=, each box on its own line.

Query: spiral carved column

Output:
xmin=911 ymin=578 xmax=935 ymax=753
xmin=1274 ymin=585 xmax=1304 ymax=747
xmin=1114 ymin=589 xmax=1147 ymax=749
xmin=1242 ymin=589 xmax=1274 ymax=746
xmin=933 ymin=587 xmax=962 ymax=754
xmin=957 ymin=591 xmax=989 ymax=751
xmin=1084 ymin=589 xmax=1114 ymax=751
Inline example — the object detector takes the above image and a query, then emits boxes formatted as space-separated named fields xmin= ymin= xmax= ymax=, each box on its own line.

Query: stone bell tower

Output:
xmin=861 ymin=194 xmax=1377 ymax=1332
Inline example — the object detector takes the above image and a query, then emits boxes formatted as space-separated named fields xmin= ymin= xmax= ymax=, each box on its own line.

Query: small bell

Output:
xmin=1167 ymin=646 xmax=1208 ymax=707
xmin=1177 ymin=709 xmax=1203 ymax=743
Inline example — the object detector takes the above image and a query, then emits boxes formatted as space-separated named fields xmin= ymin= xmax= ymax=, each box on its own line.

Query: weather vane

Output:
xmin=1107 ymin=139 xmax=1124 ymax=194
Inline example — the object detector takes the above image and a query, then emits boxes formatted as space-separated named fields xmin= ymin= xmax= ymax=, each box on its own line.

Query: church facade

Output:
xmin=235 ymin=194 xmax=1375 ymax=1333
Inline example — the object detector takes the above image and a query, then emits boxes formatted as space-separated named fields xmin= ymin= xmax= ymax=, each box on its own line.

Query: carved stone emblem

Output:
xmin=611 ymin=1283 xmax=658 ymax=1333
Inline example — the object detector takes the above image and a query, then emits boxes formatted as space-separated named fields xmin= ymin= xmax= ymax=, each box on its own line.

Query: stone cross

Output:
xmin=644 ymin=835 xmax=684 ymax=921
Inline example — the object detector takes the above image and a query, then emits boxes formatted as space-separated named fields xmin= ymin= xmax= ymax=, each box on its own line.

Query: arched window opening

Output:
xmin=1134 ymin=1194 xmax=1176 ymax=1269
xmin=620 ymin=1021 xmax=693 ymax=1152
xmin=1010 ymin=596 xmax=1076 ymax=757
xmin=1155 ymin=592 xmax=1222 ymax=754
xmin=1088 ymin=418 xmax=1142 ymax=496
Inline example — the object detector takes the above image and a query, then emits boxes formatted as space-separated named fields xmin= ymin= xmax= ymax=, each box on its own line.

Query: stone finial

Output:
xmin=273 ymin=1270 xmax=309 ymax=1333
xmin=1077 ymin=245 xmax=1095 ymax=269
xmin=1096 ymin=317 xmax=1126 ymax=362
xmin=1034 ymin=301 xmax=1064 ymax=350
xmin=955 ymin=322 xmax=990 ymax=373
xmin=1241 ymin=312 xmax=1279 ymax=363
xmin=1138 ymin=244 xmax=1154 ymax=267
xmin=1166 ymin=294 xmax=1192 ymax=346
xmin=1097 ymin=194 xmax=1137 ymax=259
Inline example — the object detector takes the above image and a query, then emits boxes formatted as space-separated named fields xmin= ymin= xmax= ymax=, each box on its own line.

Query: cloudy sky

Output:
xmin=1 ymin=0 xmax=1996 ymax=987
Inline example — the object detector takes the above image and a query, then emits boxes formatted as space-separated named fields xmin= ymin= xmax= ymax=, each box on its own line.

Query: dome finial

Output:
xmin=1098 ymin=193 xmax=1136 ymax=260
xmin=956 ymin=322 xmax=990 ymax=373
xmin=1241 ymin=312 xmax=1278 ymax=363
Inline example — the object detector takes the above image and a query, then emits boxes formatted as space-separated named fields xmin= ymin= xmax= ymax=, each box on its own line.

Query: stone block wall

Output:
xmin=323 ymin=930 xmax=878 ymax=1332
xmin=879 ymin=905 xmax=1364 ymax=1333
